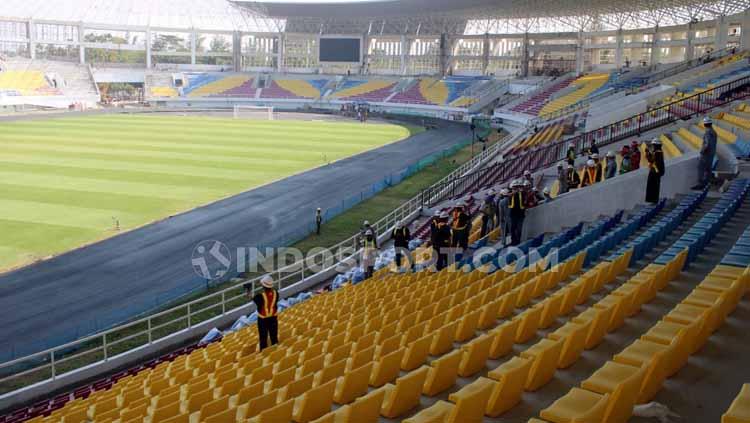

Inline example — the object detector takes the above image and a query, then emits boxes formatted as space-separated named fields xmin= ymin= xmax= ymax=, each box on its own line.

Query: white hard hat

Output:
xmin=606 ymin=151 xmax=614 ymax=158
xmin=439 ymin=211 xmax=449 ymax=218
xmin=500 ymin=188 xmax=510 ymax=195
xmin=523 ymin=180 xmax=531 ymax=186
xmin=569 ymin=142 xmax=575 ymax=148
xmin=567 ymin=164 xmax=575 ymax=170
xmin=591 ymin=153 xmax=599 ymax=159
xmin=524 ymin=170 xmax=531 ymax=176
xmin=543 ymin=186 xmax=550 ymax=194
xmin=703 ymin=116 xmax=712 ymax=124
xmin=587 ymin=159 xmax=596 ymax=167
xmin=363 ymin=220 xmax=370 ymax=225
xmin=557 ymin=162 xmax=564 ymax=168
xmin=433 ymin=210 xmax=441 ymax=217
xmin=651 ymin=137 xmax=661 ymax=145
xmin=260 ymin=275 xmax=274 ymax=289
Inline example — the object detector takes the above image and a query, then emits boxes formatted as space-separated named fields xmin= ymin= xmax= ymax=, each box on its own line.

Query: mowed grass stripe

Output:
xmin=0 ymin=199 xmax=145 ymax=230
xmin=0 ymin=119 xmax=408 ymax=144
xmin=0 ymin=183 xmax=185 ymax=215
xmin=0 ymin=151 xmax=287 ymax=181
xmin=0 ymin=170 xmax=226 ymax=202
xmin=9 ymin=116 xmax=409 ymax=137
xmin=0 ymin=245 xmax=39 ymax=271
xmin=0 ymin=220 xmax=102 ymax=269
xmin=0 ymin=162 xmax=250 ymax=191
xmin=0 ymin=133 xmax=374 ymax=158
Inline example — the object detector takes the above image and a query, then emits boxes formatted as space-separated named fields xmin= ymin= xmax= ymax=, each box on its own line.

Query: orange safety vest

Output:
xmin=585 ymin=167 xmax=597 ymax=185
xmin=257 ymin=290 xmax=278 ymax=319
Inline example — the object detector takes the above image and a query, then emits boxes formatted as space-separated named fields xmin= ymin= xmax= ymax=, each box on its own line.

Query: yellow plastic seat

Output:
xmin=723 ymin=383 xmax=750 ymax=423
xmin=370 ymin=348 xmax=405 ymax=387
xmin=333 ymin=362 xmax=373 ymax=404
xmin=422 ymin=349 xmax=462 ymax=396
xmin=380 ymin=366 xmax=430 ymax=418
xmin=547 ymin=320 xmax=591 ymax=369
xmin=151 ymin=401 xmax=181 ymax=421
xmin=332 ymin=388 xmax=386 ymax=423
xmin=401 ymin=333 xmax=433 ymax=371
xmin=278 ymin=373 xmax=315 ymax=402
xmin=559 ymin=284 xmax=583 ymax=316
xmin=234 ymin=379 xmax=266 ymax=406
xmin=430 ymin=321 xmax=457 ymax=356
xmin=572 ymin=306 xmax=612 ymax=349
xmin=267 ymin=366 xmax=296 ymax=391
xmin=346 ymin=345 xmax=375 ymax=371
xmin=245 ymin=390 xmax=280 ymax=419
xmin=199 ymin=395 xmax=230 ymax=420
xmin=478 ymin=298 xmax=502 ymax=329
xmin=455 ymin=310 xmax=481 ymax=342
xmin=539 ymin=292 xmax=564 ymax=329
xmin=486 ymin=356 xmax=533 ymax=416
xmin=404 ymin=377 xmax=494 ymax=423
xmin=204 ymin=407 xmax=237 ymax=423
xmin=521 ymin=337 xmax=564 ymax=391
xmin=489 ymin=318 xmax=520 ymax=359
xmin=515 ymin=304 xmax=544 ymax=343
xmin=498 ymin=288 xmax=520 ymax=318
xmin=458 ymin=333 xmax=494 ymax=377
xmin=542 ymin=363 xmax=645 ymax=423
xmin=292 ymin=379 xmax=337 ymax=422
xmin=314 ymin=358 xmax=348 ymax=387
xmin=247 ymin=398 xmax=294 ymax=423
xmin=540 ymin=388 xmax=610 ymax=423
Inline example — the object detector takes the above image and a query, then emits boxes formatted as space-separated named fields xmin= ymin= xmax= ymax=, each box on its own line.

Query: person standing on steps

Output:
xmin=246 ymin=275 xmax=279 ymax=351
xmin=693 ymin=116 xmax=717 ymax=190
xmin=557 ymin=162 xmax=569 ymax=194
xmin=645 ymin=138 xmax=665 ymax=203
xmin=315 ymin=208 xmax=322 ymax=235
xmin=392 ymin=220 xmax=412 ymax=271
xmin=566 ymin=142 xmax=576 ymax=166
xmin=605 ymin=151 xmax=617 ymax=179
xmin=509 ymin=180 xmax=526 ymax=246
xmin=567 ymin=164 xmax=581 ymax=189
xmin=434 ymin=212 xmax=452 ymax=271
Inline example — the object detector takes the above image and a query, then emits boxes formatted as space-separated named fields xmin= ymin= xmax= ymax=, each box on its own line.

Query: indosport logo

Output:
xmin=192 ymin=240 xmax=232 ymax=280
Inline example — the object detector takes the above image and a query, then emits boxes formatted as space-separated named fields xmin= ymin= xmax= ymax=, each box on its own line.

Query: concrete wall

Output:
xmin=584 ymin=84 xmax=676 ymax=131
xmin=523 ymin=153 xmax=700 ymax=239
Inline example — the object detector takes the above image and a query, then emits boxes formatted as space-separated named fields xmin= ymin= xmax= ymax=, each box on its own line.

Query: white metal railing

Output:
xmin=0 ymin=127 xmax=512 ymax=397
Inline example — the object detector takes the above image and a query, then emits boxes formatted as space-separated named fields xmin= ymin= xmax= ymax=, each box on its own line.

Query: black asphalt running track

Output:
xmin=0 ymin=116 xmax=470 ymax=361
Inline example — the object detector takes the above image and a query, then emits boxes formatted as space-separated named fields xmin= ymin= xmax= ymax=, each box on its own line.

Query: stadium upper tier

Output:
xmin=145 ymin=73 xmax=486 ymax=107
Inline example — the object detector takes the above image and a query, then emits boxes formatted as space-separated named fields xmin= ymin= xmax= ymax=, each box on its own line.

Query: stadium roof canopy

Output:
xmin=242 ymin=0 xmax=750 ymax=34
xmin=0 ymin=0 xmax=283 ymax=32
xmin=0 ymin=0 xmax=747 ymax=34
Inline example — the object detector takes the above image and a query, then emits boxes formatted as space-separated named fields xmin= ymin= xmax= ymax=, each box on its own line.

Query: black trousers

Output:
xmin=258 ymin=316 xmax=278 ymax=351
xmin=510 ymin=216 xmax=524 ymax=246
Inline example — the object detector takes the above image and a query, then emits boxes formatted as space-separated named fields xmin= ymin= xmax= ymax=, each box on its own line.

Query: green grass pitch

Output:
xmin=0 ymin=114 xmax=413 ymax=271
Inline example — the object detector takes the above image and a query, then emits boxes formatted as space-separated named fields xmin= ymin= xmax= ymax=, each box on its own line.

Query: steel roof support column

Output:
xmin=614 ymin=28 xmax=624 ymax=68
xmin=686 ymin=21 xmax=696 ymax=60
xmin=190 ymin=30 xmax=197 ymax=65
xmin=482 ymin=32 xmax=490 ymax=75
xmin=78 ymin=23 xmax=85 ymax=65
xmin=521 ymin=32 xmax=529 ymax=77
xmin=278 ymin=32 xmax=285 ymax=72
xmin=28 ymin=20 xmax=35 ymax=60
xmin=650 ymin=25 xmax=660 ymax=66
xmin=715 ymin=14 xmax=729 ymax=49
xmin=575 ymin=30 xmax=584 ymax=75
xmin=741 ymin=9 xmax=750 ymax=49
xmin=439 ymin=33 xmax=449 ymax=76
xmin=232 ymin=31 xmax=241 ymax=72
xmin=400 ymin=35 xmax=409 ymax=75
xmin=146 ymin=27 xmax=152 ymax=69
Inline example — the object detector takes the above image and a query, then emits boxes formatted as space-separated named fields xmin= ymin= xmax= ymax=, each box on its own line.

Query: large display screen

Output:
xmin=319 ymin=38 xmax=361 ymax=62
